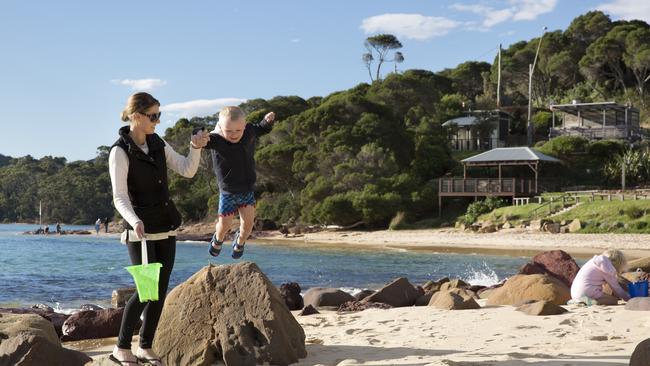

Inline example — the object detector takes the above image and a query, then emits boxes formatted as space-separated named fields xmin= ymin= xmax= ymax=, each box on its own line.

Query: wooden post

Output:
xmin=463 ymin=165 xmax=467 ymax=179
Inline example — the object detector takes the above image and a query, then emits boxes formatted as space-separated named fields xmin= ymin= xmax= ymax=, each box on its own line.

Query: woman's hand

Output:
xmin=191 ymin=130 xmax=209 ymax=149
xmin=134 ymin=221 xmax=145 ymax=239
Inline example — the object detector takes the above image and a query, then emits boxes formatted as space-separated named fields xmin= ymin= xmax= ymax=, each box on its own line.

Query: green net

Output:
xmin=126 ymin=262 xmax=163 ymax=302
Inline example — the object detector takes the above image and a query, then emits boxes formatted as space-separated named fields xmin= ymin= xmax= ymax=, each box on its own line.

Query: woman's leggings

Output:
xmin=117 ymin=236 xmax=176 ymax=349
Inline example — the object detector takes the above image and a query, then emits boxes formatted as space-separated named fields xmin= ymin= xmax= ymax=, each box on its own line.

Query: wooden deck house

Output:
xmin=438 ymin=147 xmax=561 ymax=215
xmin=549 ymin=101 xmax=640 ymax=140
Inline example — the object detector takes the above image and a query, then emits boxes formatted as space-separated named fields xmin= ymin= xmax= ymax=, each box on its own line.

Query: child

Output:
xmin=203 ymin=106 xmax=275 ymax=258
xmin=570 ymin=249 xmax=630 ymax=305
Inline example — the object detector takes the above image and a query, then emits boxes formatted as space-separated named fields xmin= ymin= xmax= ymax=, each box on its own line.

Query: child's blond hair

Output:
xmin=602 ymin=249 xmax=628 ymax=273
xmin=219 ymin=106 xmax=245 ymax=122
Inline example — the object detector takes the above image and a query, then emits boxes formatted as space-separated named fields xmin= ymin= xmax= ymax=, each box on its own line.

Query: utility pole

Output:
xmin=497 ymin=44 xmax=502 ymax=108
xmin=527 ymin=27 xmax=548 ymax=146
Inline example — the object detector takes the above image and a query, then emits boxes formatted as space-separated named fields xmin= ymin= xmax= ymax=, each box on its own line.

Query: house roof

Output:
xmin=461 ymin=147 xmax=561 ymax=165
xmin=442 ymin=116 xmax=477 ymax=127
xmin=550 ymin=101 xmax=639 ymax=122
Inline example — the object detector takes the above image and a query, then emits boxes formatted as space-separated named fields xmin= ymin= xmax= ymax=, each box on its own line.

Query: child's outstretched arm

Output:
xmin=250 ymin=111 xmax=275 ymax=136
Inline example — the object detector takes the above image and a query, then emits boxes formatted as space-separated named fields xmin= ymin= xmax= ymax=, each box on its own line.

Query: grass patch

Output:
xmin=553 ymin=199 xmax=650 ymax=233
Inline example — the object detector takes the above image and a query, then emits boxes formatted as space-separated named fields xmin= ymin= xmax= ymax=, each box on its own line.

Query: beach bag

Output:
xmin=125 ymin=238 xmax=162 ymax=302
xmin=627 ymin=268 xmax=649 ymax=298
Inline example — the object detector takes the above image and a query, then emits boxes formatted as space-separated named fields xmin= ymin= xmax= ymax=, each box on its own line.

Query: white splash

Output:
xmin=461 ymin=262 xmax=500 ymax=286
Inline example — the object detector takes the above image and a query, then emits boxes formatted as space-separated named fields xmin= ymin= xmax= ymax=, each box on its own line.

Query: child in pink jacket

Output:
xmin=571 ymin=249 xmax=630 ymax=305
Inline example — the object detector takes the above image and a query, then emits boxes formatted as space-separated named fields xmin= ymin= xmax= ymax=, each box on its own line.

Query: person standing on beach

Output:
xmin=108 ymin=92 xmax=209 ymax=366
xmin=104 ymin=216 xmax=110 ymax=233
xmin=95 ymin=218 xmax=101 ymax=235
xmin=203 ymin=106 xmax=275 ymax=259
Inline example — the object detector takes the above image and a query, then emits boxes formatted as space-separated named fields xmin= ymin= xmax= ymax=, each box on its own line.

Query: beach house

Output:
xmin=549 ymin=101 xmax=641 ymax=141
xmin=442 ymin=110 xmax=512 ymax=151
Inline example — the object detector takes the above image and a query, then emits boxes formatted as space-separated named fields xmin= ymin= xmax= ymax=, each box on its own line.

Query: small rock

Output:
xmin=338 ymin=301 xmax=392 ymax=313
xmin=354 ymin=289 xmax=375 ymax=301
xmin=568 ymin=219 xmax=582 ymax=233
xmin=111 ymin=287 xmax=136 ymax=308
xmin=428 ymin=288 xmax=480 ymax=310
xmin=516 ymin=300 xmax=568 ymax=315
xmin=299 ymin=304 xmax=319 ymax=316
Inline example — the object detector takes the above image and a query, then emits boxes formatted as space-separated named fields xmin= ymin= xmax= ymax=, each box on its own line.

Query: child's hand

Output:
xmin=264 ymin=112 xmax=275 ymax=123
xmin=191 ymin=130 xmax=209 ymax=149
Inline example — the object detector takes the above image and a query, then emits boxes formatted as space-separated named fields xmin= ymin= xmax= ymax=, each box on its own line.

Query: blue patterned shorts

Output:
xmin=218 ymin=191 xmax=256 ymax=217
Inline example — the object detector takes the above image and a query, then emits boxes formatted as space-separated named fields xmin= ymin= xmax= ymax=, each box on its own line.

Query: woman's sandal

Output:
xmin=208 ymin=232 xmax=223 ymax=257
xmin=109 ymin=354 xmax=140 ymax=365
xmin=136 ymin=356 xmax=163 ymax=366
xmin=231 ymin=230 xmax=245 ymax=259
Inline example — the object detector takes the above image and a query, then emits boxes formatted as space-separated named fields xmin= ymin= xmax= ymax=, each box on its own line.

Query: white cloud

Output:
xmin=110 ymin=78 xmax=167 ymax=91
xmin=451 ymin=0 xmax=557 ymax=29
xmin=512 ymin=0 xmax=558 ymax=21
xmin=291 ymin=38 xmax=301 ymax=43
xmin=361 ymin=13 xmax=460 ymax=40
xmin=160 ymin=98 xmax=247 ymax=120
xmin=596 ymin=0 xmax=650 ymax=23
xmin=485 ymin=8 xmax=516 ymax=27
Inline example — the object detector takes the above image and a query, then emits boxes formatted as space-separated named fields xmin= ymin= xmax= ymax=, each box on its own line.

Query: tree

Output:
xmin=362 ymin=53 xmax=374 ymax=82
xmin=363 ymin=34 xmax=403 ymax=81
xmin=394 ymin=52 xmax=404 ymax=73
xmin=440 ymin=61 xmax=491 ymax=101
xmin=623 ymin=27 xmax=650 ymax=104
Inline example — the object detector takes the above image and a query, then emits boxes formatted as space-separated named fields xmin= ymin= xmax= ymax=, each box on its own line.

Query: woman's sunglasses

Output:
xmin=140 ymin=112 xmax=161 ymax=122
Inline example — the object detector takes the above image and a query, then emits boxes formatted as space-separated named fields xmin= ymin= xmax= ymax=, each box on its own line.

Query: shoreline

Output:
xmin=253 ymin=228 xmax=650 ymax=260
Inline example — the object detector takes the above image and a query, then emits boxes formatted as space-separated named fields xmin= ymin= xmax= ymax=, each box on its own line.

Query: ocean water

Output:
xmin=0 ymin=224 xmax=529 ymax=310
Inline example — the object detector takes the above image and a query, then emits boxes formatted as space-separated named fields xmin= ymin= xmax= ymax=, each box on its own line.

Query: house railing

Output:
xmin=549 ymin=126 xmax=639 ymax=140
xmin=439 ymin=178 xmax=537 ymax=195
xmin=449 ymin=138 xmax=499 ymax=151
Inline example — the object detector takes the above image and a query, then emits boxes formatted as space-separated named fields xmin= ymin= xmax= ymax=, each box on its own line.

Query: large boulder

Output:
xmin=625 ymin=297 xmax=650 ymax=311
xmin=61 ymin=308 xmax=128 ymax=341
xmin=303 ymin=288 xmax=354 ymax=308
xmin=279 ymin=282 xmax=304 ymax=310
xmin=630 ymin=338 xmax=650 ymax=366
xmin=516 ymin=300 xmax=568 ymax=315
xmin=0 ymin=308 xmax=69 ymax=338
xmin=152 ymin=263 xmax=306 ymax=366
xmin=519 ymin=250 xmax=579 ymax=287
xmin=487 ymin=274 xmax=571 ymax=306
xmin=0 ymin=313 xmax=91 ymax=366
xmin=428 ymin=289 xmax=480 ymax=310
xmin=362 ymin=277 xmax=420 ymax=307
xmin=628 ymin=257 xmax=650 ymax=273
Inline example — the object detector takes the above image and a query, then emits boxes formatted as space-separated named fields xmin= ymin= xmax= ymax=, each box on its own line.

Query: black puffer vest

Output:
xmin=111 ymin=126 xmax=182 ymax=233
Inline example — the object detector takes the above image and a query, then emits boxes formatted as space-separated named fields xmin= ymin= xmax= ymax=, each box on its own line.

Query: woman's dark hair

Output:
xmin=120 ymin=92 xmax=160 ymax=122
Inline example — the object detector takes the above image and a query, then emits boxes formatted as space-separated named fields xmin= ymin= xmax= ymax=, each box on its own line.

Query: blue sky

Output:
xmin=1 ymin=0 xmax=649 ymax=161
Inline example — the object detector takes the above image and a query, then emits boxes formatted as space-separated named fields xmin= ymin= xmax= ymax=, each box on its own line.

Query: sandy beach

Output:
xmin=68 ymin=299 xmax=647 ymax=365
xmin=253 ymin=228 xmax=650 ymax=260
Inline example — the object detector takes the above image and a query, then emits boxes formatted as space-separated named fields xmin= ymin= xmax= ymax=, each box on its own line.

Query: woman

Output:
xmin=108 ymin=92 xmax=208 ymax=365
xmin=571 ymin=249 xmax=630 ymax=305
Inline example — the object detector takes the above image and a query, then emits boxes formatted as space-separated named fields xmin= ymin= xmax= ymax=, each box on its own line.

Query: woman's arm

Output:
xmin=163 ymin=140 xmax=202 ymax=178
xmin=108 ymin=147 xmax=142 ymax=229
xmin=603 ymin=270 xmax=631 ymax=301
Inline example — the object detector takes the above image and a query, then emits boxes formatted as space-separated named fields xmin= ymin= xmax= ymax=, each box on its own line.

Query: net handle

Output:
xmin=141 ymin=237 xmax=149 ymax=265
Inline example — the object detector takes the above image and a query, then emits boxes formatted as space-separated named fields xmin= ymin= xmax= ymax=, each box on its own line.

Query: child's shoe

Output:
xmin=208 ymin=232 xmax=223 ymax=257
xmin=231 ymin=230 xmax=245 ymax=259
